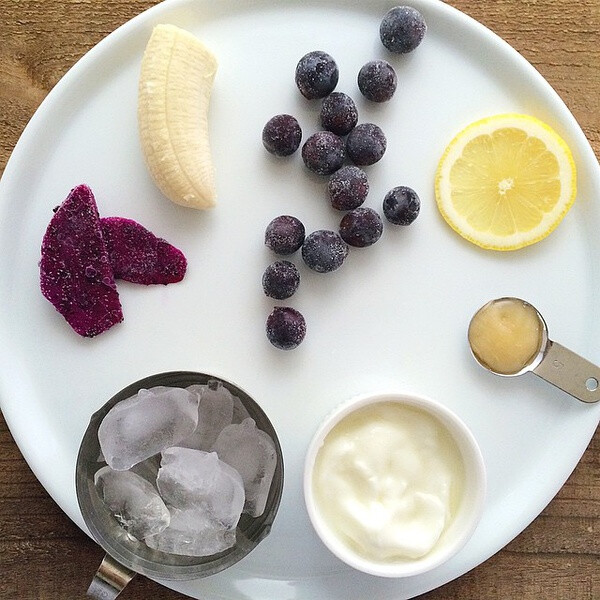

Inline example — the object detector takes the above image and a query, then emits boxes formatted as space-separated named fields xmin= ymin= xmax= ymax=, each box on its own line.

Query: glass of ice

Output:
xmin=75 ymin=371 xmax=284 ymax=597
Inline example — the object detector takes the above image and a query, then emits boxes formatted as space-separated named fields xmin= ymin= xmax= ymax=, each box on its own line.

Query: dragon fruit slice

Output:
xmin=40 ymin=184 xmax=123 ymax=337
xmin=100 ymin=217 xmax=187 ymax=285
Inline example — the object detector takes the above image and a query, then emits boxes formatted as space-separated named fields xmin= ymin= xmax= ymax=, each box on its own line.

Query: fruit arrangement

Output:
xmin=26 ymin=2 xmax=589 ymax=587
xmin=40 ymin=184 xmax=186 ymax=337
xmin=260 ymin=6 xmax=427 ymax=350
xmin=37 ymin=7 xmax=577 ymax=354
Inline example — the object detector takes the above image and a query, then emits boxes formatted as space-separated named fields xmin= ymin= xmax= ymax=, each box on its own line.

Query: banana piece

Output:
xmin=138 ymin=24 xmax=218 ymax=209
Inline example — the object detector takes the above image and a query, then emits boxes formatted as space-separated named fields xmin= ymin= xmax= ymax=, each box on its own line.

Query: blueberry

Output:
xmin=380 ymin=6 xmax=427 ymax=54
xmin=262 ymin=261 xmax=300 ymax=300
xmin=262 ymin=114 xmax=302 ymax=156
xmin=346 ymin=123 xmax=387 ymax=166
xmin=265 ymin=215 xmax=306 ymax=255
xmin=328 ymin=166 xmax=369 ymax=211
xmin=302 ymin=131 xmax=345 ymax=176
xmin=357 ymin=60 xmax=397 ymax=102
xmin=320 ymin=92 xmax=358 ymax=136
xmin=295 ymin=51 xmax=339 ymax=99
xmin=339 ymin=207 xmax=383 ymax=248
xmin=266 ymin=306 xmax=306 ymax=350
xmin=383 ymin=186 xmax=421 ymax=225
xmin=301 ymin=230 xmax=349 ymax=273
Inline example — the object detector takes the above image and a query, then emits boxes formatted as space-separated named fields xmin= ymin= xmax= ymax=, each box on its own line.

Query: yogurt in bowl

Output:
xmin=304 ymin=392 xmax=486 ymax=578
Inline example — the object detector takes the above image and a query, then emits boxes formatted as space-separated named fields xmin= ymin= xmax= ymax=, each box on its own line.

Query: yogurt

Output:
xmin=310 ymin=401 xmax=465 ymax=563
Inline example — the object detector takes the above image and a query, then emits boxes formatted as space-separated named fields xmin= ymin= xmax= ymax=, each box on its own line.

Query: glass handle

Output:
xmin=87 ymin=553 xmax=136 ymax=599
xmin=533 ymin=341 xmax=600 ymax=404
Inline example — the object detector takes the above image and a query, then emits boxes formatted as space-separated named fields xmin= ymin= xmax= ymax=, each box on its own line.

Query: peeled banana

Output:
xmin=138 ymin=24 xmax=218 ymax=209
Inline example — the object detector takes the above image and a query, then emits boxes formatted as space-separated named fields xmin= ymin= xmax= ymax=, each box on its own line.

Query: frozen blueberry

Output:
xmin=302 ymin=131 xmax=345 ymax=176
xmin=301 ymin=230 xmax=349 ymax=273
xmin=357 ymin=60 xmax=397 ymax=102
xmin=380 ymin=6 xmax=427 ymax=54
xmin=262 ymin=114 xmax=302 ymax=156
xmin=346 ymin=124 xmax=387 ymax=166
xmin=266 ymin=307 xmax=306 ymax=350
xmin=265 ymin=215 xmax=306 ymax=255
xmin=262 ymin=260 xmax=300 ymax=300
xmin=339 ymin=207 xmax=383 ymax=248
xmin=320 ymin=92 xmax=358 ymax=136
xmin=328 ymin=166 xmax=369 ymax=211
xmin=295 ymin=51 xmax=339 ymax=99
xmin=383 ymin=186 xmax=421 ymax=225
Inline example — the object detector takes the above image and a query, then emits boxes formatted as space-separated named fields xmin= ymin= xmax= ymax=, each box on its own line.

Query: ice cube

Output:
xmin=98 ymin=386 xmax=198 ymax=470
xmin=178 ymin=381 xmax=234 ymax=451
xmin=129 ymin=455 xmax=160 ymax=484
xmin=231 ymin=394 xmax=251 ymax=424
xmin=144 ymin=506 xmax=236 ymax=557
xmin=94 ymin=466 xmax=170 ymax=540
xmin=211 ymin=418 xmax=277 ymax=517
xmin=157 ymin=447 xmax=244 ymax=529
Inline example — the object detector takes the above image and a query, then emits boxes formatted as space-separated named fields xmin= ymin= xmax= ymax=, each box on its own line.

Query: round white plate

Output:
xmin=1 ymin=0 xmax=599 ymax=598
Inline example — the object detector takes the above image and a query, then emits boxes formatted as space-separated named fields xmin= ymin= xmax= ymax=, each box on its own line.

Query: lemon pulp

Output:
xmin=435 ymin=114 xmax=577 ymax=251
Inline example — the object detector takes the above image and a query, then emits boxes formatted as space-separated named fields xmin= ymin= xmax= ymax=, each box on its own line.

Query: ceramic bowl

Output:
xmin=304 ymin=391 xmax=486 ymax=578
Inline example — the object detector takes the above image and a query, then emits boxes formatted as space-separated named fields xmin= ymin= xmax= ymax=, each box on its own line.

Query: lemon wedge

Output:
xmin=435 ymin=113 xmax=577 ymax=251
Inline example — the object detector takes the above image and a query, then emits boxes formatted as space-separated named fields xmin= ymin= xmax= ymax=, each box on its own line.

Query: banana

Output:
xmin=138 ymin=24 xmax=218 ymax=209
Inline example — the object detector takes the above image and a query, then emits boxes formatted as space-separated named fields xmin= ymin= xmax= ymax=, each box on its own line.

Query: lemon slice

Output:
xmin=435 ymin=113 xmax=577 ymax=251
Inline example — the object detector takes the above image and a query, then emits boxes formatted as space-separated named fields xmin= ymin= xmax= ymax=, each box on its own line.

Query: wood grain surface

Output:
xmin=0 ymin=1 xmax=598 ymax=599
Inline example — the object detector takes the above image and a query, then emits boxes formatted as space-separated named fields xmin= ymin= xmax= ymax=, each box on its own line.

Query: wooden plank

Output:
xmin=0 ymin=1 xmax=598 ymax=598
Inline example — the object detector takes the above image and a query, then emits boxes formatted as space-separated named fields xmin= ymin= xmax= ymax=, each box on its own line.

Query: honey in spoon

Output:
xmin=468 ymin=298 xmax=544 ymax=375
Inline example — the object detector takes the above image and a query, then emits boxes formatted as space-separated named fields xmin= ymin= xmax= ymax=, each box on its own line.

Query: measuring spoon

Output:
xmin=468 ymin=297 xmax=600 ymax=404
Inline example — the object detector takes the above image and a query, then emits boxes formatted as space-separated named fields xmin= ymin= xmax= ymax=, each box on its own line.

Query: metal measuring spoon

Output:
xmin=468 ymin=297 xmax=600 ymax=404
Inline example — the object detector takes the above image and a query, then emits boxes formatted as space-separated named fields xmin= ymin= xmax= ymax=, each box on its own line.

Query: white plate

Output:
xmin=1 ymin=0 xmax=599 ymax=598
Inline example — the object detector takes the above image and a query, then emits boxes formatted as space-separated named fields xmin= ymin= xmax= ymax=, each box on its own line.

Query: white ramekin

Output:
xmin=303 ymin=391 xmax=486 ymax=578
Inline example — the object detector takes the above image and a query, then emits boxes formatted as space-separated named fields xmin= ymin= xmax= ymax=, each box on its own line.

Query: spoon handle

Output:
xmin=533 ymin=341 xmax=600 ymax=404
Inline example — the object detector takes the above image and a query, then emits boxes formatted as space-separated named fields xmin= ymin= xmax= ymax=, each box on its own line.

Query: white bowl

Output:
xmin=303 ymin=392 xmax=486 ymax=578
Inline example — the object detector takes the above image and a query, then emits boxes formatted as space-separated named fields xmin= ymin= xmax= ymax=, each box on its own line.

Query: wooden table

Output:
xmin=0 ymin=1 xmax=598 ymax=598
